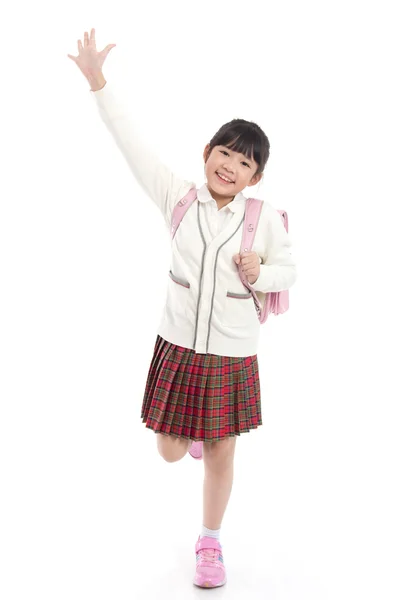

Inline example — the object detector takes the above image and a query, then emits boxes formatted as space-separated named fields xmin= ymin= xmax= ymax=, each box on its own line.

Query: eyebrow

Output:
xmin=221 ymin=145 xmax=255 ymax=164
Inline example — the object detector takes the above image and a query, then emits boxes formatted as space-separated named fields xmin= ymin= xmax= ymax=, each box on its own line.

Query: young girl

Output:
xmin=68 ymin=29 xmax=297 ymax=589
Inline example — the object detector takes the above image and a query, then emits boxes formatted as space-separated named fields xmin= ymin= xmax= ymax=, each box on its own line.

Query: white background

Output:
xmin=1 ymin=1 xmax=399 ymax=599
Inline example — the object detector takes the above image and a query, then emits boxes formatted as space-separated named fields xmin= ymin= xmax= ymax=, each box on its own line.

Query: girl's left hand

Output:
xmin=233 ymin=251 xmax=260 ymax=285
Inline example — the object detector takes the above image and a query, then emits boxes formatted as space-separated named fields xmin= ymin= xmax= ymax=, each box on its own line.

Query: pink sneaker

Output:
xmin=188 ymin=441 xmax=203 ymax=460
xmin=193 ymin=535 xmax=226 ymax=588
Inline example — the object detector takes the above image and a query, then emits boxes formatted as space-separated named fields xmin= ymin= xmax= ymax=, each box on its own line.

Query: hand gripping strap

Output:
xmin=238 ymin=199 xmax=289 ymax=323
xmin=170 ymin=191 xmax=289 ymax=323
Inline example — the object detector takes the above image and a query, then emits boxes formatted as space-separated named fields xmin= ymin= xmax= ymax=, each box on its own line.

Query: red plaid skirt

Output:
xmin=141 ymin=335 xmax=262 ymax=442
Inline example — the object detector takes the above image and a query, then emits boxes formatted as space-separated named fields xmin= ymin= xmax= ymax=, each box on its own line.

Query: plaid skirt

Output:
xmin=140 ymin=335 xmax=262 ymax=442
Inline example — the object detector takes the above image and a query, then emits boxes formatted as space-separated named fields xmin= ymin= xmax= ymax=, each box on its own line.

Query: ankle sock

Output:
xmin=200 ymin=525 xmax=221 ymax=542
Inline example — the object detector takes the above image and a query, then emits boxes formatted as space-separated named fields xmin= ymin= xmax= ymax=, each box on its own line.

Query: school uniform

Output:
xmin=90 ymin=83 xmax=297 ymax=442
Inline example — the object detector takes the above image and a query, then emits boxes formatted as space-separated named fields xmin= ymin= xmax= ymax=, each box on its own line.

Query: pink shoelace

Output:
xmin=197 ymin=548 xmax=221 ymax=566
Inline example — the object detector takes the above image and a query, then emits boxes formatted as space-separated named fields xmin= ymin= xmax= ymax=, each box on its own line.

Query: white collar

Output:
xmin=197 ymin=183 xmax=245 ymax=213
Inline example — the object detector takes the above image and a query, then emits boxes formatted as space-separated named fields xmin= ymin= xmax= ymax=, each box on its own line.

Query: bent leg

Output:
xmin=156 ymin=433 xmax=191 ymax=463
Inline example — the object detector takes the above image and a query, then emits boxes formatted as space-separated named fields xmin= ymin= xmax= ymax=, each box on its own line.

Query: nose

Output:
xmin=222 ymin=159 xmax=235 ymax=174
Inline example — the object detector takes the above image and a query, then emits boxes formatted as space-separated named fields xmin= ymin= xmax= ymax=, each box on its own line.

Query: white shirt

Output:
xmin=90 ymin=83 xmax=297 ymax=357
xmin=197 ymin=187 xmax=262 ymax=263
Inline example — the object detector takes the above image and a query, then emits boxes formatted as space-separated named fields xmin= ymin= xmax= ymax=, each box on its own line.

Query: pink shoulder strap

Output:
xmin=170 ymin=187 xmax=197 ymax=240
xmin=170 ymin=190 xmax=289 ymax=323
xmin=238 ymin=199 xmax=289 ymax=323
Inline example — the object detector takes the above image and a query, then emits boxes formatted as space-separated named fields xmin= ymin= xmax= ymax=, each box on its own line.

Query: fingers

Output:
xmin=102 ymin=43 xmax=116 ymax=56
xmin=232 ymin=252 xmax=259 ymax=283
xmin=68 ymin=28 xmax=96 ymax=61
xmin=239 ymin=251 xmax=256 ymax=265
xmin=82 ymin=28 xmax=95 ymax=48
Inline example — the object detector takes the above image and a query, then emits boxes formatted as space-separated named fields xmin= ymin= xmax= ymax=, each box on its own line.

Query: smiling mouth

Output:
xmin=216 ymin=172 xmax=235 ymax=184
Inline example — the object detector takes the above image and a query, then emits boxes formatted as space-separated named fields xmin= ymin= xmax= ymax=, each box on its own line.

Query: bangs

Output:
xmin=217 ymin=128 xmax=263 ymax=166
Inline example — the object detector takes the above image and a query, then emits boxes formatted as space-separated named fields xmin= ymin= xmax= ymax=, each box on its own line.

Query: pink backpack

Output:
xmin=170 ymin=187 xmax=289 ymax=324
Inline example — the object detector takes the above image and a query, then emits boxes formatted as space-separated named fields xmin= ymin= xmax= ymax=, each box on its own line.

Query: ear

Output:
xmin=203 ymin=144 xmax=211 ymax=163
xmin=248 ymin=172 xmax=263 ymax=187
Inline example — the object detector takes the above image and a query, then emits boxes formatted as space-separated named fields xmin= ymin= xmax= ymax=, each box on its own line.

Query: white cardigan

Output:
xmin=90 ymin=83 xmax=297 ymax=357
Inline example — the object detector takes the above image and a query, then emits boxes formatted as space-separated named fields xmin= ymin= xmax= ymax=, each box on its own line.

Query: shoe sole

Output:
xmin=193 ymin=578 xmax=227 ymax=588
xmin=189 ymin=452 xmax=202 ymax=460
xmin=188 ymin=441 xmax=203 ymax=460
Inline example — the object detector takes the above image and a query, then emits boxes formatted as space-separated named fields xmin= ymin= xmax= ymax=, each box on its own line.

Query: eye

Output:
xmin=242 ymin=161 xmax=251 ymax=168
xmin=220 ymin=150 xmax=229 ymax=156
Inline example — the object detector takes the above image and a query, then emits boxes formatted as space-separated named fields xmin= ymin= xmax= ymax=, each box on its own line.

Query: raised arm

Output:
xmin=68 ymin=28 xmax=194 ymax=228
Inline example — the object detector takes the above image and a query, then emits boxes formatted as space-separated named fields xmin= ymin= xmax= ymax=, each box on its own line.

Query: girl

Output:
xmin=68 ymin=28 xmax=297 ymax=589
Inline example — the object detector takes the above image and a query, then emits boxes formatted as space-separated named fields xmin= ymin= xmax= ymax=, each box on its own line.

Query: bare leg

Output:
xmin=156 ymin=433 xmax=191 ymax=463
xmin=202 ymin=437 xmax=237 ymax=530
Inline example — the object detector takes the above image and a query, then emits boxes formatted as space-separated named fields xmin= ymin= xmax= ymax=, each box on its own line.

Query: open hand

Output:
xmin=67 ymin=28 xmax=116 ymax=79
xmin=233 ymin=251 xmax=260 ymax=285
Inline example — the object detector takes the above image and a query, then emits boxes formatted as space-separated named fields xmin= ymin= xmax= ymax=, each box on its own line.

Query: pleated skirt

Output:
xmin=140 ymin=335 xmax=262 ymax=442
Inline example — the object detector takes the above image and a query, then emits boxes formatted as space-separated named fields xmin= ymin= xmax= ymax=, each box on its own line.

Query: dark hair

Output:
xmin=207 ymin=118 xmax=270 ymax=176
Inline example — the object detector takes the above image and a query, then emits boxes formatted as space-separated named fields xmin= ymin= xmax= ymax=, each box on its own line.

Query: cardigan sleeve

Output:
xmin=90 ymin=82 xmax=194 ymax=229
xmin=247 ymin=205 xmax=297 ymax=293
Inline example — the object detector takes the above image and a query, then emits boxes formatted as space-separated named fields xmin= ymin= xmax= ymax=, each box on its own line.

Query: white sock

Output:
xmin=201 ymin=525 xmax=221 ymax=542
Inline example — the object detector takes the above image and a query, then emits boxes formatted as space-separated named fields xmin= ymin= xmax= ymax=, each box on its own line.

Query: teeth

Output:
xmin=218 ymin=173 xmax=233 ymax=183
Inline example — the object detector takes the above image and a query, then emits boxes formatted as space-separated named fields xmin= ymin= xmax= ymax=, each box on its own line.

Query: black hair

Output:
xmin=207 ymin=118 xmax=270 ymax=176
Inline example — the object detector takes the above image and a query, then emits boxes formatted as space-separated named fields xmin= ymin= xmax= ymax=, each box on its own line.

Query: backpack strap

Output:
xmin=238 ymin=199 xmax=290 ymax=323
xmin=278 ymin=210 xmax=289 ymax=233
xmin=171 ymin=190 xmax=289 ymax=323
xmin=171 ymin=187 xmax=198 ymax=240
xmin=237 ymin=198 xmax=266 ymax=321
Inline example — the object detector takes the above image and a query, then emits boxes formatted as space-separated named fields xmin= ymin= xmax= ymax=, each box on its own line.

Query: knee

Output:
xmin=156 ymin=434 xmax=189 ymax=463
xmin=203 ymin=437 xmax=236 ymax=471
xmin=159 ymin=451 xmax=182 ymax=463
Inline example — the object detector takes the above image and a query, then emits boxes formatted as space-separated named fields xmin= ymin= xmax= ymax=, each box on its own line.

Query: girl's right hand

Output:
xmin=67 ymin=28 xmax=116 ymax=79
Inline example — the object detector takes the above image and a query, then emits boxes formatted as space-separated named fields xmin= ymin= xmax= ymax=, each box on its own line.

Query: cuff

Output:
xmin=246 ymin=265 xmax=270 ymax=292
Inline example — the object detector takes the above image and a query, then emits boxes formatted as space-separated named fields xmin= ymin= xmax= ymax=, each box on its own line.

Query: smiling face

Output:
xmin=203 ymin=144 xmax=263 ymax=202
